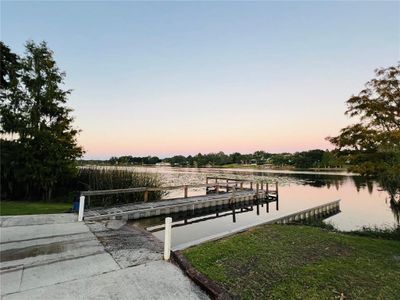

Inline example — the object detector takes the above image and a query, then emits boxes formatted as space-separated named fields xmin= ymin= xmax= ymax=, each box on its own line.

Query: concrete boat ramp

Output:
xmin=0 ymin=214 xmax=208 ymax=300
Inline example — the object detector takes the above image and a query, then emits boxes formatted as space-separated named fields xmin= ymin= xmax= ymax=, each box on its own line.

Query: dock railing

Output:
xmin=78 ymin=177 xmax=279 ymax=221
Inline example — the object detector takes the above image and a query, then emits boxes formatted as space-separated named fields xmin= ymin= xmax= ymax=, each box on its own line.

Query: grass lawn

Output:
xmin=183 ymin=225 xmax=400 ymax=300
xmin=0 ymin=201 xmax=72 ymax=216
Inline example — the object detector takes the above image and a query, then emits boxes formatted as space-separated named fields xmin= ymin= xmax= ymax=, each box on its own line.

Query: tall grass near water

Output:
xmin=77 ymin=167 xmax=165 ymax=208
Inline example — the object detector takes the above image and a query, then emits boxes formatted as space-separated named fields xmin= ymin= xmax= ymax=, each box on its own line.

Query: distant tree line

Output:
xmin=165 ymin=149 xmax=345 ymax=169
xmin=86 ymin=149 xmax=345 ymax=169
xmin=109 ymin=156 xmax=161 ymax=165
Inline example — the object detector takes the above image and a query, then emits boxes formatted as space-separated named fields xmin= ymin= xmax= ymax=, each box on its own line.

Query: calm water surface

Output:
xmin=124 ymin=166 xmax=398 ymax=248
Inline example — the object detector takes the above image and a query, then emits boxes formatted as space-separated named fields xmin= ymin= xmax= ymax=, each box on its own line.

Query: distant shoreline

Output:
xmin=211 ymin=164 xmax=348 ymax=172
xmin=79 ymin=164 xmax=357 ymax=176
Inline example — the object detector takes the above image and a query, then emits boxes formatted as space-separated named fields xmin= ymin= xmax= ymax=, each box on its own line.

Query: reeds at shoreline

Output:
xmin=77 ymin=167 xmax=164 ymax=208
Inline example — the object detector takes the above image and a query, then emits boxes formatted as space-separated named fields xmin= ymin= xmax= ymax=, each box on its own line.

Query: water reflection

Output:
xmin=134 ymin=197 xmax=341 ymax=248
xmin=125 ymin=166 xmax=398 ymax=229
xmin=236 ymin=170 xmax=376 ymax=194
xmin=142 ymin=197 xmax=277 ymax=233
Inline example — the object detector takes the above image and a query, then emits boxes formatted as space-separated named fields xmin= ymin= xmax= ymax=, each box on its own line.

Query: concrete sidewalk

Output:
xmin=0 ymin=214 xmax=208 ymax=299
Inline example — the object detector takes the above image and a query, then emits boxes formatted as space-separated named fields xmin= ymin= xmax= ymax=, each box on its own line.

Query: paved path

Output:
xmin=0 ymin=214 xmax=208 ymax=300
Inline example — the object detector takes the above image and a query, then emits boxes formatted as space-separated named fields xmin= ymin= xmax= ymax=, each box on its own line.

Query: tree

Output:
xmin=321 ymin=150 xmax=342 ymax=168
xmin=167 ymin=155 xmax=187 ymax=166
xmin=229 ymin=152 xmax=243 ymax=164
xmin=328 ymin=63 xmax=400 ymax=204
xmin=292 ymin=150 xmax=325 ymax=169
xmin=1 ymin=41 xmax=84 ymax=201
xmin=270 ymin=153 xmax=293 ymax=167
xmin=1 ymin=43 xmax=22 ymax=198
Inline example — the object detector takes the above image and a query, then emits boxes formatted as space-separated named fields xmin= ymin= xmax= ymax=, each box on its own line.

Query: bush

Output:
xmin=349 ymin=226 xmax=400 ymax=241
xmin=295 ymin=219 xmax=400 ymax=241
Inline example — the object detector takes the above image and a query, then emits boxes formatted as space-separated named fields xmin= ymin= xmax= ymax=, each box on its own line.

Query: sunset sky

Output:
xmin=2 ymin=1 xmax=399 ymax=159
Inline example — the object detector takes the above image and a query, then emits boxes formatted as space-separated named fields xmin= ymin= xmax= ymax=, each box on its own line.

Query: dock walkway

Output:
xmin=84 ymin=190 xmax=277 ymax=220
xmin=81 ymin=177 xmax=279 ymax=221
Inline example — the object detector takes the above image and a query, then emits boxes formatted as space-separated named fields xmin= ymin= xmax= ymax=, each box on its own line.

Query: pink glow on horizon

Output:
xmin=76 ymin=94 xmax=349 ymax=159
xmin=79 ymin=129 xmax=335 ymax=159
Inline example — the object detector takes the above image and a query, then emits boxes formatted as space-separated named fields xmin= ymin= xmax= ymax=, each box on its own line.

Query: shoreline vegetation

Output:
xmin=297 ymin=219 xmax=400 ymax=240
xmin=77 ymin=168 xmax=164 ymax=208
xmin=183 ymin=223 xmax=400 ymax=300
xmin=1 ymin=167 xmax=163 ymax=208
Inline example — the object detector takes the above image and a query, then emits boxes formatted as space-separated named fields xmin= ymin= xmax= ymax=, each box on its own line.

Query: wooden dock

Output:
xmin=80 ymin=177 xmax=278 ymax=221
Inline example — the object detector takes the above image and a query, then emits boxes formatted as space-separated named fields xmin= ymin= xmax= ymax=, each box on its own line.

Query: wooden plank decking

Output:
xmin=84 ymin=190 xmax=278 ymax=221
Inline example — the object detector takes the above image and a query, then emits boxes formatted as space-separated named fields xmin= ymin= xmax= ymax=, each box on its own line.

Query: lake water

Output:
xmin=125 ymin=166 xmax=399 ymax=248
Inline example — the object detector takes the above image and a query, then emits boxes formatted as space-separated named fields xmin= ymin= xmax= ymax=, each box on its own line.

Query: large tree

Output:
xmin=328 ymin=63 xmax=400 ymax=205
xmin=1 ymin=41 xmax=83 ymax=201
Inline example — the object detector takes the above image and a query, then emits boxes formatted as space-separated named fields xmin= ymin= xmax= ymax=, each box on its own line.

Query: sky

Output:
xmin=2 ymin=1 xmax=399 ymax=159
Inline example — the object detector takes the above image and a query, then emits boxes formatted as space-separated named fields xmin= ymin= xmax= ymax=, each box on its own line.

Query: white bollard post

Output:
xmin=164 ymin=217 xmax=172 ymax=261
xmin=78 ymin=195 xmax=85 ymax=222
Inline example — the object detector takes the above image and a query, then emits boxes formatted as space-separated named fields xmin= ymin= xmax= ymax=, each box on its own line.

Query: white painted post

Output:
xmin=164 ymin=217 xmax=172 ymax=260
xmin=78 ymin=195 xmax=85 ymax=222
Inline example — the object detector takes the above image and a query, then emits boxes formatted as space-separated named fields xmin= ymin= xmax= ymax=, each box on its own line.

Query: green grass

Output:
xmin=183 ymin=225 xmax=400 ymax=300
xmin=0 ymin=201 xmax=72 ymax=216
